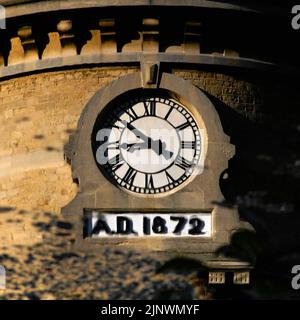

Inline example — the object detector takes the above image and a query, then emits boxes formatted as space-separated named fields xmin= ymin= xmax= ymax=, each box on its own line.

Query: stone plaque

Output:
xmin=84 ymin=211 xmax=212 ymax=238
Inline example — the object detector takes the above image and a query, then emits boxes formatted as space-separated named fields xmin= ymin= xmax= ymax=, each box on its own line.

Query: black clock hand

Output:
xmin=120 ymin=143 xmax=144 ymax=151
xmin=121 ymin=121 xmax=151 ymax=144
xmin=121 ymin=121 xmax=173 ymax=159
xmin=159 ymin=141 xmax=174 ymax=160
xmin=120 ymin=141 xmax=174 ymax=160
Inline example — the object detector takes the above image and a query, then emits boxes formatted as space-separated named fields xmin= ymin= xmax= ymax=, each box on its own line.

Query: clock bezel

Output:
xmin=91 ymin=89 xmax=206 ymax=198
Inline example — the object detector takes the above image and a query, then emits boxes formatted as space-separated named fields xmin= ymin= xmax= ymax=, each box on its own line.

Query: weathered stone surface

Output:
xmin=0 ymin=66 xmax=138 ymax=244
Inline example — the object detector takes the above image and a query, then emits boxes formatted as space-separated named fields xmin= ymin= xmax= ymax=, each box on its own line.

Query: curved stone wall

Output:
xmin=0 ymin=65 xmax=266 ymax=244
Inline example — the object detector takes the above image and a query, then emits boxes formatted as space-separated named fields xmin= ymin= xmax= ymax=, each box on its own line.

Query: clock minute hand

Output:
xmin=121 ymin=121 xmax=151 ymax=144
xmin=121 ymin=121 xmax=174 ymax=160
xmin=160 ymin=142 xmax=174 ymax=160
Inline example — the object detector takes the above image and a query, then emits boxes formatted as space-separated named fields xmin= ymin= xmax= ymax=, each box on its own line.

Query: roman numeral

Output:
xmin=108 ymin=154 xmax=124 ymax=171
xmin=145 ymin=173 xmax=154 ymax=189
xmin=176 ymin=122 xmax=190 ymax=131
xmin=164 ymin=107 xmax=173 ymax=120
xmin=181 ymin=141 xmax=195 ymax=149
xmin=175 ymin=156 xmax=193 ymax=170
xmin=165 ymin=171 xmax=175 ymax=184
xmin=125 ymin=107 xmax=138 ymax=121
xmin=143 ymin=101 xmax=156 ymax=116
xmin=123 ymin=167 xmax=137 ymax=186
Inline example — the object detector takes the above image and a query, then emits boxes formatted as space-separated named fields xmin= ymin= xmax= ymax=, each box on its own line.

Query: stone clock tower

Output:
xmin=0 ymin=0 xmax=295 ymax=285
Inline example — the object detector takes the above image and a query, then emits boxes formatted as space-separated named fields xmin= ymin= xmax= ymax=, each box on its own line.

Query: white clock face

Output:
xmin=92 ymin=94 xmax=202 ymax=196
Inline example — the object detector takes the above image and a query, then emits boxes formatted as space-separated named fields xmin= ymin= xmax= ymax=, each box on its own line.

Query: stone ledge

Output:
xmin=0 ymin=53 xmax=279 ymax=80
xmin=2 ymin=1 xmax=266 ymax=19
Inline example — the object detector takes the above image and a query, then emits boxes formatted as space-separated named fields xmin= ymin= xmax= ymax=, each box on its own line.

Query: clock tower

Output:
xmin=0 ymin=0 xmax=296 ymax=297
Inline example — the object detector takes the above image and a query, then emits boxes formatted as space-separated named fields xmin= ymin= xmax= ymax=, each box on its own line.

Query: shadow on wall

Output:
xmin=0 ymin=208 xmax=206 ymax=300
xmin=155 ymin=88 xmax=300 ymax=299
xmin=0 ymin=72 xmax=300 ymax=299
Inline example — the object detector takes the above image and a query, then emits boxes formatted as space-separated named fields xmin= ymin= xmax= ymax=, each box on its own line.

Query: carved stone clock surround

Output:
xmin=62 ymin=71 xmax=252 ymax=266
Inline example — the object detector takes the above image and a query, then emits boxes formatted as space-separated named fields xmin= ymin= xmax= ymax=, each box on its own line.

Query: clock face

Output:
xmin=92 ymin=94 xmax=202 ymax=196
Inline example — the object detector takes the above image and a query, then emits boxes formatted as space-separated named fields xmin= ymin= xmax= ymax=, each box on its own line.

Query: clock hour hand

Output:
xmin=120 ymin=143 xmax=144 ymax=152
xmin=121 ymin=121 xmax=151 ymax=144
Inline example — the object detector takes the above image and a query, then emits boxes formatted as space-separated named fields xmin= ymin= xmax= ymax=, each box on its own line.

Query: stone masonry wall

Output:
xmin=0 ymin=66 xmax=138 ymax=245
xmin=173 ymin=69 xmax=263 ymax=120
